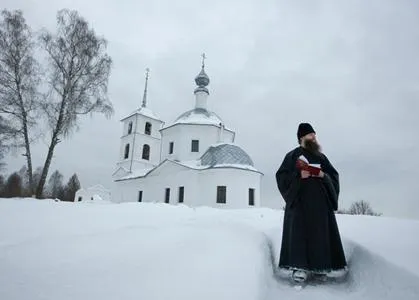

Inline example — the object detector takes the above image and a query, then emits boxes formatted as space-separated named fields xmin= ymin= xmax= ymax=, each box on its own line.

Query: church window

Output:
xmin=145 ymin=122 xmax=152 ymax=135
xmin=165 ymin=188 xmax=170 ymax=203
xmin=138 ymin=191 xmax=143 ymax=202
xmin=128 ymin=121 xmax=133 ymax=134
xmin=249 ymin=188 xmax=255 ymax=206
xmin=78 ymin=197 xmax=82 ymax=202
xmin=178 ymin=186 xmax=184 ymax=203
xmin=124 ymin=144 xmax=130 ymax=159
xmin=191 ymin=140 xmax=199 ymax=152
xmin=142 ymin=144 xmax=150 ymax=160
xmin=217 ymin=186 xmax=226 ymax=204
xmin=169 ymin=142 xmax=174 ymax=154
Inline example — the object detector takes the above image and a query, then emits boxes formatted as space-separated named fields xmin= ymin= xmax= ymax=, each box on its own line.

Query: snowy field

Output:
xmin=0 ymin=198 xmax=418 ymax=300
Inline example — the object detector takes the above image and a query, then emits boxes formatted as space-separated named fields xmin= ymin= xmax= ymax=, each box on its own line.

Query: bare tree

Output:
xmin=0 ymin=174 xmax=5 ymax=197
xmin=17 ymin=165 xmax=29 ymax=196
xmin=47 ymin=169 xmax=64 ymax=199
xmin=36 ymin=9 xmax=113 ymax=198
xmin=0 ymin=10 xmax=40 ymax=195
xmin=0 ymin=124 xmax=7 ymax=171
xmin=348 ymin=200 xmax=381 ymax=216
xmin=31 ymin=166 xmax=43 ymax=197
xmin=63 ymin=173 xmax=80 ymax=202
xmin=0 ymin=115 xmax=17 ymax=171
xmin=0 ymin=144 xmax=5 ymax=171
xmin=3 ymin=172 xmax=23 ymax=197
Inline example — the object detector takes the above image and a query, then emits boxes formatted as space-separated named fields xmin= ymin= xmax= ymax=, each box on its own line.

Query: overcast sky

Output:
xmin=2 ymin=0 xmax=419 ymax=219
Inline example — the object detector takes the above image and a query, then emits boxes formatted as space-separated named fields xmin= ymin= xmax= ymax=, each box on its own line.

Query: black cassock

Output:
xmin=276 ymin=146 xmax=347 ymax=272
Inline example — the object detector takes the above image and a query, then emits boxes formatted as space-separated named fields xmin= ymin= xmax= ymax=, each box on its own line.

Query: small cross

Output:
xmin=145 ymin=68 xmax=150 ymax=80
xmin=201 ymin=53 xmax=206 ymax=68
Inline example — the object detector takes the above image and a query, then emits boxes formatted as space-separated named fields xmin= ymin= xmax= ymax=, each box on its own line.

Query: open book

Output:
xmin=296 ymin=155 xmax=322 ymax=176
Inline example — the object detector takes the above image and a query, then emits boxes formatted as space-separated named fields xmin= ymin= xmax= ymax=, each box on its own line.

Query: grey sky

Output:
xmin=2 ymin=0 xmax=419 ymax=219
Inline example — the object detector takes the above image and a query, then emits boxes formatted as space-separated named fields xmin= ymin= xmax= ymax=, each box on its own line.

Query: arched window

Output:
xmin=124 ymin=144 xmax=130 ymax=159
xmin=145 ymin=122 xmax=152 ymax=135
xmin=128 ymin=121 xmax=133 ymax=134
xmin=142 ymin=144 xmax=150 ymax=160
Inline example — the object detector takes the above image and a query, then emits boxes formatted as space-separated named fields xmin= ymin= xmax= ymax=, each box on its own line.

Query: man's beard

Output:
xmin=303 ymin=139 xmax=322 ymax=155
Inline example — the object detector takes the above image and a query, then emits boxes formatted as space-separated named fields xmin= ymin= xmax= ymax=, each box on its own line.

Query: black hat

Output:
xmin=297 ymin=123 xmax=315 ymax=139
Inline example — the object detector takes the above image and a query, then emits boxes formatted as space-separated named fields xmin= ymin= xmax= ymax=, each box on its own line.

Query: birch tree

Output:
xmin=0 ymin=10 xmax=40 ymax=193
xmin=36 ymin=9 xmax=113 ymax=198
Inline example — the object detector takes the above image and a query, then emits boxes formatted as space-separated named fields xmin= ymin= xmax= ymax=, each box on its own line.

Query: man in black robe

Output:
xmin=275 ymin=123 xmax=347 ymax=283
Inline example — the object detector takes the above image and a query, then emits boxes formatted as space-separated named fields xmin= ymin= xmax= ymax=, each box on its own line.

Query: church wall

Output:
xmin=111 ymin=166 xmax=199 ymax=204
xmin=133 ymin=115 xmax=162 ymax=140
xmin=160 ymin=124 xmax=235 ymax=162
xmin=131 ymin=135 xmax=161 ymax=167
xmin=117 ymin=114 xmax=163 ymax=171
xmin=111 ymin=166 xmax=261 ymax=209
xmin=117 ymin=116 xmax=136 ymax=170
xmin=197 ymin=168 xmax=262 ymax=209
xmin=132 ymin=115 xmax=162 ymax=167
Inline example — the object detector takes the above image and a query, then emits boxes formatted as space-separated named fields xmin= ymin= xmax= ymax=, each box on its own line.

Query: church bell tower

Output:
xmin=113 ymin=68 xmax=163 ymax=178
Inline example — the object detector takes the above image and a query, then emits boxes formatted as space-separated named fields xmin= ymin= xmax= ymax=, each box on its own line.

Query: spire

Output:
xmin=194 ymin=54 xmax=210 ymax=110
xmin=194 ymin=53 xmax=210 ymax=95
xmin=141 ymin=68 xmax=150 ymax=108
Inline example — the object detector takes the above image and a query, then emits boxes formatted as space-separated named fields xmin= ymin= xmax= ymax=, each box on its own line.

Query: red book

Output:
xmin=296 ymin=155 xmax=322 ymax=176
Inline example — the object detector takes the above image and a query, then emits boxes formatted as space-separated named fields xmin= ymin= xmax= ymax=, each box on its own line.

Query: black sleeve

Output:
xmin=275 ymin=152 xmax=301 ymax=206
xmin=321 ymin=155 xmax=340 ymax=210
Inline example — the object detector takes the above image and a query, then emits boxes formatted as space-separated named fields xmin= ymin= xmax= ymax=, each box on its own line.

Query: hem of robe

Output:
xmin=278 ymin=264 xmax=348 ymax=274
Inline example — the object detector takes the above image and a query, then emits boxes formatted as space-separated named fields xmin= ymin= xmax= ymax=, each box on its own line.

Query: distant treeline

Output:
xmin=281 ymin=200 xmax=382 ymax=216
xmin=0 ymin=166 xmax=81 ymax=202
xmin=336 ymin=200 xmax=382 ymax=216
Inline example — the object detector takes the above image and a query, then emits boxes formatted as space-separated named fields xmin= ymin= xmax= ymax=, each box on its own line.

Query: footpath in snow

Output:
xmin=0 ymin=198 xmax=418 ymax=300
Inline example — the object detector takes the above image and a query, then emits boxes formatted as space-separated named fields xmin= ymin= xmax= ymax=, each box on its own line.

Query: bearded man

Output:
xmin=275 ymin=123 xmax=347 ymax=283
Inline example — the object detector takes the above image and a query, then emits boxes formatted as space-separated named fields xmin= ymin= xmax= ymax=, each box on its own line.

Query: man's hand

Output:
xmin=301 ymin=170 xmax=311 ymax=179
xmin=313 ymin=170 xmax=325 ymax=178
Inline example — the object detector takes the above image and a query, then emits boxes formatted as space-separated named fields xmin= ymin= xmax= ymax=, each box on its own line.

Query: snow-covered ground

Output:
xmin=0 ymin=198 xmax=418 ymax=300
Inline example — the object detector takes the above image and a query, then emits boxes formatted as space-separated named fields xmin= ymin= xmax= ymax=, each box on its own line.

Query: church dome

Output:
xmin=195 ymin=67 xmax=210 ymax=88
xmin=174 ymin=108 xmax=224 ymax=126
xmin=200 ymin=143 xmax=254 ymax=167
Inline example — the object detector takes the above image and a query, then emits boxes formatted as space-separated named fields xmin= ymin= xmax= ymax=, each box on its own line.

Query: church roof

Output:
xmin=120 ymin=107 xmax=161 ymax=122
xmin=200 ymin=143 xmax=254 ymax=167
xmin=115 ymin=143 xmax=261 ymax=181
xmin=173 ymin=108 xmax=223 ymax=126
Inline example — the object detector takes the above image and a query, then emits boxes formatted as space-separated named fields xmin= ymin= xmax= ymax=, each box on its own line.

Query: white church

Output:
xmin=111 ymin=58 xmax=263 ymax=208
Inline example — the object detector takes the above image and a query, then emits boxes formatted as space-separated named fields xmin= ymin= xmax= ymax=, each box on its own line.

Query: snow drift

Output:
xmin=0 ymin=198 xmax=418 ymax=300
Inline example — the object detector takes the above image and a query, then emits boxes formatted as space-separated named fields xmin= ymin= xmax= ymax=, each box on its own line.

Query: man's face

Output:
xmin=301 ymin=132 xmax=322 ymax=153
xmin=301 ymin=133 xmax=317 ymax=145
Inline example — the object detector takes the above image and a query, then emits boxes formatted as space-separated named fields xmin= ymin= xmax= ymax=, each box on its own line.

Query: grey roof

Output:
xmin=200 ymin=144 xmax=254 ymax=167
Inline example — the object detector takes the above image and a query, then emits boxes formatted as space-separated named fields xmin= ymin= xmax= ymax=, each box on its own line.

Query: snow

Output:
xmin=86 ymin=184 xmax=109 ymax=191
xmin=0 ymin=198 xmax=418 ymax=300
xmin=122 ymin=107 xmax=161 ymax=121
xmin=174 ymin=159 xmax=258 ymax=172
xmin=175 ymin=110 xmax=222 ymax=126
xmin=115 ymin=167 xmax=154 ymax=180
xmin=162 ymin=109 xmax=234 ymax=132
xmin=176 ymin=159 xmax=207 ymax=169
xmin=210 ymin=163 xmax=259 ymax=172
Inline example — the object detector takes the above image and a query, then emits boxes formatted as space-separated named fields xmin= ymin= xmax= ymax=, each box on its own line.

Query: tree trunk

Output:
xmin=36 ymin=90 xmax=67 ymax=199
xmin=21 ymin=112 xmax=33 ymax=196
xmin=16 ymin=70 xmax=34 ymax=196
xmin=35 ymin=134 xmax=59 ymax=199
